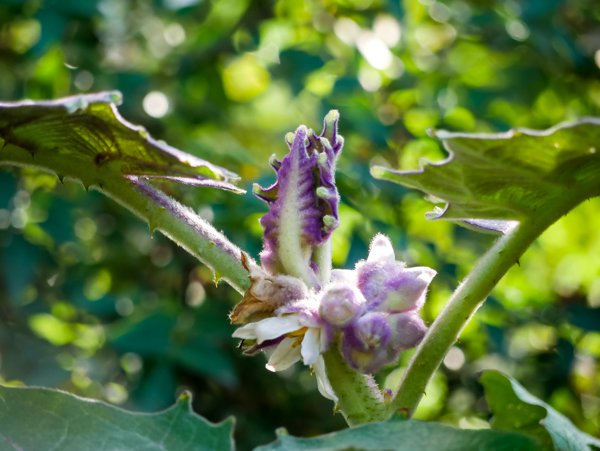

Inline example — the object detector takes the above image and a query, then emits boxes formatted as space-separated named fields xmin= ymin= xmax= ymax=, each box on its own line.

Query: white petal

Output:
xmin=367 ymin=233 xmax=395 ymax=263
xmin=232 ymin=323 xmax=258 ymax=339
xmin=233 ymin=316 xmax=303 ymax=343
xmin=301 ymin=328 xmax=321 ymax=365
xmin=330 ymin=269 xmax=357 ymax=285
xmin=313 ymin=356 xmax=338 ymax=402
xmin=408 ymin=266 xmax=437 ymax=285
xmin=266 ymin=337 xmax=301 ymax=372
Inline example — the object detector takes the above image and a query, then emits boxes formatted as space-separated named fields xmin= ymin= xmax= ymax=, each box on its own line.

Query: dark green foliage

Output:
xmin=257 ymin=420 xmax=537 ymax=451
xmin=0 ymin=386 xmax=235 ymax=451
xmin=483 ymin=371 xmax=600 ymax=451
xmin=0 ymin=91 xmax=239 ymax=189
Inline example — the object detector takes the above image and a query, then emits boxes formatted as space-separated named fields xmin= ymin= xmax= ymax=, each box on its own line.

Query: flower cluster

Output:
xmin=321 ymin=234 xmax=434 ymax=374
xmin=231 ymin=112 xmax=435 ymax=402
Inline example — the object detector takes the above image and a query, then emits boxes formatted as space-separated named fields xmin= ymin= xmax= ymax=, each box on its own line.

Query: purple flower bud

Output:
xmin=340 ymin=312 xmax=398 ymax=373
xmin=356 ymin=234 xmax=436 ymax=312
xmin=357 ymin=261 xmax=436 ymax=312
xmin=254 ymin=126 xmax=319 ymax=283
xmin=253 ymin=113 xmax=344 ymax=287
xmin=352 ymin=312 xmax=392 ymax=349
xmin=389 ymin=313 xmax=427 ymax=349
xmin=366 ymin=233 xmax=396 ymax=263
xmin=339 ymin=310 xmax=428 ymax=374
xmin=250 ymin=274 xmax=308 ymax=307
xmin=319 ymin=283 xmax=366 ymax=327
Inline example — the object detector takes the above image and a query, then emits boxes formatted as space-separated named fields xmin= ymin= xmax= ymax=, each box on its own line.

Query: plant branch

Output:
xmin=389 ymin=202 xmax=579 ymax=418
xmin=323 ymin=346 xmax=388 ymax=427
xmin=0 ymin=145 xmax=251 ymax=294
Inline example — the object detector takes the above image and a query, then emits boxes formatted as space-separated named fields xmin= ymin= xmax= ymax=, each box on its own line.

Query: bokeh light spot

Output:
xmin=222 ymin=54 xmax=270 ymax=102
xmin=443 ymin=346 xmax=466 ymax=371
xmin=358 ymin=66 xmax=382 ymax=91
xmin=357 ymin=31 xmax=393 ymax=70
xmin=334 ymin=18 xmax=361 ymax=45
xmin=373 ymin=15 xmax=401 ymax=47
xmin=164 ymin=23 xmax=186 ymax=46
xmin=143 ymin=91 xmax=170 ymax=118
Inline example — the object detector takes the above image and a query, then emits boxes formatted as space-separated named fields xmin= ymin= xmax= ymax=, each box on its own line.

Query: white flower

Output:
xmin=232 ymin=302 xmax=338 ymax=402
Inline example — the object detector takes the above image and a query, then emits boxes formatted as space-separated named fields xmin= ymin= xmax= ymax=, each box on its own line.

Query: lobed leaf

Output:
xmin=0 ymin=92 xmax=251 ymax=293
xmin=372 ymin=118 xmax=600 ymax=228
xmin=482 ymin=370 xmax=600 ymax=451
xmin=256 ymin=420 xmax=537 ymax=451
xmin=0 ymin=91 xmax=241 ymax=191
xmin=0 ymin=385 xmax=234 ymax=451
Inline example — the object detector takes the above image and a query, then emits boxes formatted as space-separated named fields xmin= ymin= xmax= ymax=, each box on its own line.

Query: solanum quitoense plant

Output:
xmin=1 ymin=93 xmax=599 ymax=448
xmin=229 ymin=112 xmax=435 ymax=408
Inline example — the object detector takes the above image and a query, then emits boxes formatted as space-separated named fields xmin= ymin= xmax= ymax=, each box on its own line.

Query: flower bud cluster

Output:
xmin=232 ymin=234 xmax=435 ymax=380
xmin=231 ymin=112 xmax=435 ymax=402
xmin=318 ymin=234 xmax=435 ymax=373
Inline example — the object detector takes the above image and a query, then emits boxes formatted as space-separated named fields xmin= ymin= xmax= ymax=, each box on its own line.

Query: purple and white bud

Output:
xmin=319 ymin=283 xmax=366 ymax=327
xmin=341 ymin=312 xmax=397 ymax=373
xmin=351 ymin=312 xmax=392 ymax=349
xmin=249 ymin=273 xmax=308 ymax=306
xmin=389 ymin=313 xmax=427 ymax=349
xmin=230 ymin=261 xmax=310 ymax=325
xmin=340 ymin=311 xmax=428 ymax=373
xmin=357 ymin=262 xmax=436 ymax=312
xmin=253 ymin=112 xmax=344 ymax=288
xmin=323 ymin=234 xmax=434 ymax=374
xmin=366 ymin=233 xmax=396 ymax=263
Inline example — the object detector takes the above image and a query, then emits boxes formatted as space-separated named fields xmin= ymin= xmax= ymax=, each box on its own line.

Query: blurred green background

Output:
xmin=1 ymin=0 xmax=599 ymax=448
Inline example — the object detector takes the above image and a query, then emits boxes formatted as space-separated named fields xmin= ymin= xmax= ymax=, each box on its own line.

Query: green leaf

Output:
xmin=0 ymin=386 xmax=234 ymax=451
xmin=0 ymin=91 xmax=240 ymax=191
xmin=0 ymin=92 xmax=251 ymax=293
xmin=372 ymin=118 xmax=600 ymax=228
xmin=481 ymin=370 xmax=600 ymax=451
xmin=256 ymin=420 xmax=538 ymax=451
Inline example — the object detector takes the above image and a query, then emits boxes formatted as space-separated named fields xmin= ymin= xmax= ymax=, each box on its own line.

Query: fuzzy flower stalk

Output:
xmin=230 ymin=111 xmax=436 ymax=406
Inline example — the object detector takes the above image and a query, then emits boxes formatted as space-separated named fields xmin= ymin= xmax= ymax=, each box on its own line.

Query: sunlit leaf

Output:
xmin=256 ymin=420 xmax=537 ymax=451
xmin=372 ymin=118 xmax=600 ymax=231
xmin=0 ymin=91 xmax=241 ymax=191
xmin=481 ymin=370 xmax=600 ymax=451
xmin=0 ymin=386 xmax=234 ymax=451
xmin=0 ymin=92 xmax=251 ymax=293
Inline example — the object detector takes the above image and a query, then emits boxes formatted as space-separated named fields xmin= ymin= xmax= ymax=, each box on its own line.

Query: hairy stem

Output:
xmin=0 ymin=147 xmax=250 ymax=294
xmin=390 ymin=208 xmax=572 ymax=417
xmin=323 ymin=347 xmax=387 ymax=426
xmin=103 ymin=178 xmax=250 ymax=293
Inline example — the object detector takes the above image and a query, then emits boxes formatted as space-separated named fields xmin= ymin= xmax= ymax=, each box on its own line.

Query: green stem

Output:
xmin=101 ymin=178 xmax=250 ymax=293
xmin=323 ymin=347 xmax=387 ymax=426
xmin=390 ymin=209 xmax=570 ymax=418
xmin=0 ymin=147 xmax=250 ymax=294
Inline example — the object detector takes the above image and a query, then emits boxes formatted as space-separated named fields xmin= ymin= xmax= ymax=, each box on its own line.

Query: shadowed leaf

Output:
xmin=482 ymin=370 xmax=600 ymax=451
xmin=0 ymin=386 xmax=234 ymax=451
xmin=0 ymin=91 xmax=241 ymax=192
xmin=256 ymin=420 xmax=537 ymax=451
